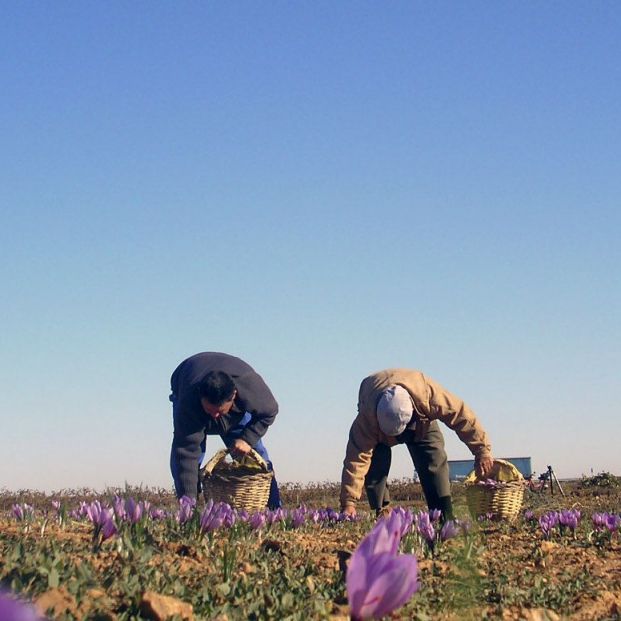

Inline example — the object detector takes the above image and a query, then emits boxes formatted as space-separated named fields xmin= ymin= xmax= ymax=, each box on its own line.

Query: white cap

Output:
xmin=376 ymin=385 xmax=414 ymax=436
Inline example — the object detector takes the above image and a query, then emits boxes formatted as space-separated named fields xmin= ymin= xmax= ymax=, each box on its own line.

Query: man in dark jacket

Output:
xmin=169 ymin=351 xmax=281 ymax=508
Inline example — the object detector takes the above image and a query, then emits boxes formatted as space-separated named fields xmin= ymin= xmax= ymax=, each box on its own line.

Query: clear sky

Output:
xmin=1 ymin=3 xmax=619 ymax=492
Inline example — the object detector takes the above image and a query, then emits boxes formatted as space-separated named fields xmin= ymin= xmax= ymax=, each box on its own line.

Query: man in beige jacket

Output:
xmin=340 ymin=369 xmax=494 ymax=519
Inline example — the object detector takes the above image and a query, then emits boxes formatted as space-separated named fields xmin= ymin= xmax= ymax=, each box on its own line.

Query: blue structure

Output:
xmin=448 ymin=456 xmax=532 ymax=481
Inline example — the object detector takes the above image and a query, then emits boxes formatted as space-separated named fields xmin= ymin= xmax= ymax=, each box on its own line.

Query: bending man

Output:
xmin=340 ymin=368 xmax=494 ymax=519
xmin=169 ymin=351 xmax=281 ymax=508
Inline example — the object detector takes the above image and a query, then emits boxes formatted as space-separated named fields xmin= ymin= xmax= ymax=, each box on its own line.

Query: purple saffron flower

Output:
xmin=11 ymin=504 xmax=34 ymax=521
xmin=199 ymin=501 xmax=231 ymax=533
xmin=559 ymin=509 xmax=580 ymax=532
xmin=592 ymin=512 xmax=607 ymax=529
xmin=386 ymin=507 xmax=413 ymax=538
xmin=85 ymin=501 xmax=104 ymax=525
xmin=414 ymin=511 xmax=436 ymax=544
xmin=523 ymin=510 xmax=535 ymax=521
xmin=176 ymin=496 xmax=196 ymax=524
xmin=265 ymin=508 xmax=287 ymax=525
xmin=605 ymin=513 xmax=621 ymax=532
xmin=112 ymin=496 xmax=126 ymax=521
xmin=0 ymin=591 xmax=44 ymax=621
xmin=327 ymin=508 xmax=340 ymax=521
xmin=347 ymin=549 xmax=419 ymax=620
xmin=429 ymin=509 xmax=442 ymax=523
xmin=223 ymin=508 xmax=237 ymax=528
xmin=440 ymin=520 xmax=459 ymax=542
xmin=100 ymin=512 xmax=118 ymax=541
xmin=124 ymin=498 xmax=144 ymax=524
xmin=149 ymin=507 xmax=168 ymax=520
xmin=11 ymin=505 xmax=25 ymax=521
xmin=249 ymin=512 xmax=267 ymax=530
xmin=85 ymin=503 xmax=117 ymax=542
xmin=457 ymin=519 xmax=472 ymax=536
xmin=290 ymin=508 xmax=306 ymax=528
xmin=539 ymin=512 xmax=560 ymax=539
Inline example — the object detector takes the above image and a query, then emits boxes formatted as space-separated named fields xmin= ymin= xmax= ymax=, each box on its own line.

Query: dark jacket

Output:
xmin=170 ymin=352 xmax=278 ymax=498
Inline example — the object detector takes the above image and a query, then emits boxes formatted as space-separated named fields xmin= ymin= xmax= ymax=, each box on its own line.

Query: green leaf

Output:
xmin=216 ymin=582 xmax=230 ymax=597
xmin=48 ymin=567 xmax=59 ymax=588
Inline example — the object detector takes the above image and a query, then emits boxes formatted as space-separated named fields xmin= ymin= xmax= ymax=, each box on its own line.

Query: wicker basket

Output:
xmin=464 ymin=459 xmax=525 ymax=521
xmin=201 ymin=448 xmax=272 ymax=512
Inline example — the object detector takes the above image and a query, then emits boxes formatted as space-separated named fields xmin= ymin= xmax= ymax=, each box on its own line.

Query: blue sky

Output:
xmin=1 ymin=3 xmax=619 ymax=492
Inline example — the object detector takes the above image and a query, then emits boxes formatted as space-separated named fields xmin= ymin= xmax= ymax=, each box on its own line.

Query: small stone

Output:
xmin=520 ymin=608 xmax=561 ymax=621
xmin=140 ymin=591 xmax=194 ymax=621
xmin=35 ymin=588 xmax=79 ymax=618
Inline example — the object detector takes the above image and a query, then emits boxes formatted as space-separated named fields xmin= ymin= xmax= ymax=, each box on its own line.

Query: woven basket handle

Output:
xmin=203 ymin=447 xmax=269 ymax=476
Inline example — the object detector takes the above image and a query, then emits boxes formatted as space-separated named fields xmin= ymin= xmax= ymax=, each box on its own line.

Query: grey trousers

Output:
xmin=364 ymin=420 xmax=452 ymax=512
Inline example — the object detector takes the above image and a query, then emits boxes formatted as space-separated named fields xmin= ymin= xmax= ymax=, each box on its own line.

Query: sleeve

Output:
xmin=339 ymin=414 xmax=378 ymax=509
xmin=170 ymin=406 xmax=205 ymax=499
xmin=423 ymin=374 xmax=492 ymax=459
xmin=235 ymin=372 xmax=279 ymax=448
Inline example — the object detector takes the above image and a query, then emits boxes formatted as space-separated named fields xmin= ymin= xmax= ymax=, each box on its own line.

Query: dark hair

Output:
xmin=197 ymin=371 xmax=236 ymax=405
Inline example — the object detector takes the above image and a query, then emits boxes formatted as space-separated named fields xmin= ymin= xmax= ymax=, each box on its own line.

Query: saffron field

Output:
xmin=1 ymin=476 xmax=620 ymax=620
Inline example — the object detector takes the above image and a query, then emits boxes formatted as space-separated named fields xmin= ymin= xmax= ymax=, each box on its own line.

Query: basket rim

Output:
xmin=464 ymin=458 xmax=524 ymax=485
xmin=202 ymin=447 xmax=269 ymax=476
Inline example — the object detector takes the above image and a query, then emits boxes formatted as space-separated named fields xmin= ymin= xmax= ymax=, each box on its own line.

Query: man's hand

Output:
xmin=231 ymin=439 xmax=252 ymax=457
xmin=475 ymin=455 xmax=495 ymax=478
xmin=342 ymin=505 xmax=357 ymax=518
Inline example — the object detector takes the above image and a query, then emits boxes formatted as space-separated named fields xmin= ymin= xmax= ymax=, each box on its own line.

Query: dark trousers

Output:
xmin=364 ymin=420 xmax=451 ymax=512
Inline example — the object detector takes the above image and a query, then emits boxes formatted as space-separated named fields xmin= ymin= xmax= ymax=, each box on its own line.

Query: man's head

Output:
xmin=198 ymin=371 xmax=237 ymax=419
xmin=376 ymin=385 xmax=414 ymax=436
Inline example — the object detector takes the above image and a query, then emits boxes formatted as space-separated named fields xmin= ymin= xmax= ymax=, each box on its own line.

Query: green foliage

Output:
xmin=1 ymin=483 xmax=620 ymax=620
xmin=580 ymin=471 xmax=620 ymax=488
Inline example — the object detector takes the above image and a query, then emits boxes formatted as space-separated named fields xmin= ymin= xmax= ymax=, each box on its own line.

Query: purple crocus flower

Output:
xmin=199 ymin=501 xmax=231 ymax=533
xmin=99 ymin=511 xmax=118 ymax=541
xmin=223 ymin=508 xmax=237 ymax=528
xmin=83 ymin=502 xmax=116 ymax=542
xmin=0 ymin=591 xmax=44 ymax=621
xmin=523 ymin=510 xmax=535 ymax=522
xmin=429 ymin=509 xmax=442 ymax=523
xmin=559 ymin=509 xmax=580 ymax=532
xmin=112 ymin=496 xmax=126 ymax=521
xmin=346 ymin=523 xmax=419 ymax=620
xmin=85 ymin=501 xmax=104 ymax=525
xmin=11 ymin=505 xmax=25 ymax=521
xmin=414 ymin=511 xmax=436 ymax=544
xmin=248 ymin=512 xmax=267 ymax=530
xmin=605 ymin=513 xmax=621 ymax=532
xmin=11 ymin=504 xmax=34 ymax=521
xmin=124 ymin=498 xmax=144 ymax=524
xmin=149 ymin=507 xmax=168 ymax=520
xmin=347 ymin=552 xmax=419 ymax=620
xmin=387 ymin=507 xmax=413 ymax=538
xmin=176 ymin=496 xmax=196 ymax=524
xmin=539 ymin=512 xmax=559 ymax=539
xmin=290 ymin=508 xmax=306 ymax=528
xmin=326 ymin=508 xmax=340 ymax=521
xmin=440 ymin=520 xmax=460 ymax=542
xmin=592 ymin=512 xmax=607 ymax=529
xmin=359 ymin=515 xmax=402 ymax=558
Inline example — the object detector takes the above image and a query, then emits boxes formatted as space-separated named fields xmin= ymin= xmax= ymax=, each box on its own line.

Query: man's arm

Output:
xmin=339 ymin=415 xmax=378 ymax=511
xmin=423 ymin=374 xmax=493 ymax=475
xmin=170 ymin=409 xmax=205 ymax=499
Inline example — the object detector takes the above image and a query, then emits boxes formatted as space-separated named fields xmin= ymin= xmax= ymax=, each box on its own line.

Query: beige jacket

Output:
xmin=340 ymin=369 xmax=492 ymax=509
